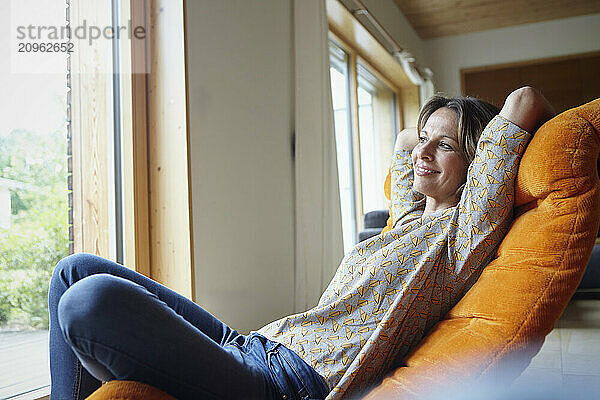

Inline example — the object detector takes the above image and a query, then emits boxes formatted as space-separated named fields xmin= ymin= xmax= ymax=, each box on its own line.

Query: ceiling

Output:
xmin=394 ymin=0 xmax=600 ymax=39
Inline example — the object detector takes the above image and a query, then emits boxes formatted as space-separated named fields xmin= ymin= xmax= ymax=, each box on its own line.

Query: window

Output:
xmin=356 ymin=62 xmax=398 ymax=214
xmin=327 ymin=0 xmax=422 ymax=252
xmin=329 ymin=43 xmax=357 ymax=254
xmin=329 ymin=39 xmax=399 ymax=252
xmin=2 ymin=0 xmax=191 ymax=397
xmin=1 ymin=0 xmax=68 ymax=397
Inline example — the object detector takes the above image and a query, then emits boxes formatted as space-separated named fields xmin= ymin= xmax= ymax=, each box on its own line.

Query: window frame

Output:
xmin=23 ymin=1 xmax=193 ymax=397
xmin=69 ymin=0 xmax=115 ymax=259
xmin=70 ymin=0 xmax=194 ymax=295
xmin=328 ymin=32 xmax=403 ymax=235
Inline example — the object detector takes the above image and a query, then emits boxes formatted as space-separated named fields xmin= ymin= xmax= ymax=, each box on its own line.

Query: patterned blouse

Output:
xmin=257 ymin=116 xmax=531 ymax=399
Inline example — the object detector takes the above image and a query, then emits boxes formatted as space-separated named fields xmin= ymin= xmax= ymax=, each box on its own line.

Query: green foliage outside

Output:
xmin=0 ymin=129 xmax=69 ymax=330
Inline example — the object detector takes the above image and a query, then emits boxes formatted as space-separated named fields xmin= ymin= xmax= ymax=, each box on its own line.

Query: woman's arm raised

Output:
xmin=450 ymin=87 xmax=554 ymax=288
xmin=499 ymin=86 xmax=555 ymax=133
xmin=387 ymin=127 xmax=423 ymax=228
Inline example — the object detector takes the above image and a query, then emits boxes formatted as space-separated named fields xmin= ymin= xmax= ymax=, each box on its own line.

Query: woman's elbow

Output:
xmin=500 ymin=86 xmax=555 ymax=133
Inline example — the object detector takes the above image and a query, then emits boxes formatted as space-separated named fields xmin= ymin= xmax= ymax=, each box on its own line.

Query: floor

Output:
xmin=512 ymin=299 xmax=600 ymax=399
xmin=0 ymin=330 xmax=49 ymax=400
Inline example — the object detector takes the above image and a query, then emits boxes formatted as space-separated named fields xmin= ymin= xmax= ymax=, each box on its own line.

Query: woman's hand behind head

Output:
xmin=394 ymin=127 xmax=418 ymax=153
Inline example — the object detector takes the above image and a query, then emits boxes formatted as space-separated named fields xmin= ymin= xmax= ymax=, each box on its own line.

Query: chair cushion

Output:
xmin=358 ymin=227 xmax=384 ymax=242
xmin=363 ymin=210 xmax=390 ymax=229
xmin=580 ymin=244 xmax=600 ymax=289
xmin=364 ymin=99 xmax=600 ymax=399
xmin=86 ymin=380 xmax=176 ymax=400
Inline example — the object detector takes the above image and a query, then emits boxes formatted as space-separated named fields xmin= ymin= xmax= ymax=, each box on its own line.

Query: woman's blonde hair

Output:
xmin=417 ymin=95 xmax=500 ymax=165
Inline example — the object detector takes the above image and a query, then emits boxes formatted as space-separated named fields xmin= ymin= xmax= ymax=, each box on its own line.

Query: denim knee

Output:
xmin=57 ymin=273 xmax=132 ymax=342
xmin=51 ymin=253 xmax=101 ymax=286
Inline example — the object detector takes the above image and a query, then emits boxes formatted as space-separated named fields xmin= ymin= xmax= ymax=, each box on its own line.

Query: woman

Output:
xmin=49 ymin=87 xmax=554 ymax=400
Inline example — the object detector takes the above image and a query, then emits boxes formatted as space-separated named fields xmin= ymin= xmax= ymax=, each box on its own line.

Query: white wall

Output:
xmin=424 ymin=13 xmax=600 ymax=96
xmin=185 ymin=0 xmax=295 ymax=333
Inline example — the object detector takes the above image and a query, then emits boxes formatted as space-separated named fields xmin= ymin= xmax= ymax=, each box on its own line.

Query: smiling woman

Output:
xmin=412 ymin=96 xmax=500 ymax=216
xmin=393 ymin=96 xmax=500 ymax=216
xmin=47 ymin=88 xmax=557 ymax=400
xmin=412 ymin=107 xmax=468 ymax=216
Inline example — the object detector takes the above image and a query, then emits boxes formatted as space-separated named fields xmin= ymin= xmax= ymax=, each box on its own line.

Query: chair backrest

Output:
xmin=366 ymin=98 xmax=600 ymax=399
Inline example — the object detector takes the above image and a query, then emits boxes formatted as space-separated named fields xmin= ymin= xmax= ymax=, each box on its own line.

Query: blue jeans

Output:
xmin=48 ymin=253 xmax=330 ymax=399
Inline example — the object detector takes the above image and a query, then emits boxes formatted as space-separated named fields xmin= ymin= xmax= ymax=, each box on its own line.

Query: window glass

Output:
xmin=357 ymin=62 xmax=397 ymax=215
xmin=329 ymin=42 xmax=356 ymax=254
xmin=0 ymin=0 xmax=68 ymax=397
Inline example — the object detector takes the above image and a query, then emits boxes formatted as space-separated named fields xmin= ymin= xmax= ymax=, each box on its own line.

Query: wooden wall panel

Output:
xmin=461 ymin=67 xmax=519 ymax=108
xmin=581 ymin=56 xmax=600 ymax=103
xmin=462 ymin=52 xmax=600 ymax=114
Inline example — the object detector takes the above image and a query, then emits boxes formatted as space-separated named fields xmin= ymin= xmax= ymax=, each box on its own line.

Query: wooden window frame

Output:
xmin=69 ymin=0 xmax=114 ymax=259
xmin=70 ymin=0 xmax=194 ymax=297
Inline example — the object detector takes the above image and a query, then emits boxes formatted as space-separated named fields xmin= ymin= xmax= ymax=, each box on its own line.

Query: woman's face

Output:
xmin=411 ymin=107 xmax=468 ymax=209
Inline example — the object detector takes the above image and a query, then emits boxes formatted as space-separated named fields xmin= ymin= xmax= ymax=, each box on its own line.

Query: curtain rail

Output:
xmin=336 ymin=0 xmax=432 ymax=84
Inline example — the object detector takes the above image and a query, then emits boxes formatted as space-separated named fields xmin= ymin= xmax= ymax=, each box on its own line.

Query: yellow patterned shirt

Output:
xmin=257 ymin=116 xmax=531 ymax=399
